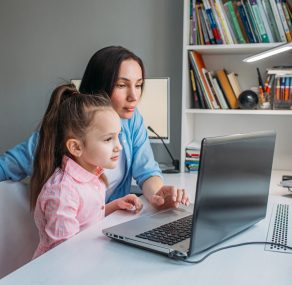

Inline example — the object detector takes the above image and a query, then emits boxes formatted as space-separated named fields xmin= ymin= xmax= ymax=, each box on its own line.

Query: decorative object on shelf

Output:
xmin=243 ymin=42 xmax=292 ymax=63
xmin=238 ymin=90 xmax=259 ymax=109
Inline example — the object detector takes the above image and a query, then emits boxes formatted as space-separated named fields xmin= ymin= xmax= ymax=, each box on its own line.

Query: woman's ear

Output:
xmin=66 ymin=139 xmax=83 ymax=157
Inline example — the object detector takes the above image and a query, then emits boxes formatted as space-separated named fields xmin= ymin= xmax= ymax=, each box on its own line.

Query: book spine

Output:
xmin=238 ymin=1 xmax=257 ymax=42
xmin=201 ymin=7 xmax=217 ymax=44
xmin=198 ymin=5 xmax=211 ymax=44
xmin=268 ymin=0 xmax=287 ymax=42
xmin=212 ymin=76 xmax=230 ymax=108
xmin=224 ymin=1 xmax=247 ymax=43
xmin=244 ymin=0 xmax=261 ymax=42
xmin=209 ymin=0 xmax=227 ymax=44
xmin=257 ymin=0 xmax=275 ymax=42
xmin=261 ymin=0 xmax=282 ymax=42
xmin=203 ymin=0 xmax=224 ymax=44
xmin=275 ymin=0 xmax=292 ymax=42
xmin=281 ymin=0 xmax=292 ymax=40
xmin=189 ymin=68 xmax=201 ymax=108
xmin=215 ymin=0 xmax=235 ymax=44
xmin=249 ymin=0 xmax=270 ymax=42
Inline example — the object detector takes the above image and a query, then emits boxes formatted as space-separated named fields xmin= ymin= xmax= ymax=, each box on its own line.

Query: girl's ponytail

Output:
xmin=30 ymin=84 xmax=77 ymax=210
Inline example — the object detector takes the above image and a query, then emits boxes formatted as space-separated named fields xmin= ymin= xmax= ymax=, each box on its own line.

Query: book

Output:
xmin=198 ymin=4 xmax=211 ymax=44
xmin=189 ymin=68 xmax=201 ymax=108
xmin=281 ymin=0 xmax=292 ymax=41
xmin=215 ymin=0 xmax=236 ymax=44
xmin=201 ymin=6 xmax=217 ymax=44
xmin=212 ymin=76 xmax=230 ymax=108
xmin=224 ymin=0 xmax=247 ymax=43
xmin=216 ymin=69 xmax=239 ymax=109
xmin=267 ymin=66 xmax=292 ymax=75
xmin=209 ymin=0 xmax=228 ymax=44
xmin=237 ymin=0 xmax=257 ymax=43
xmin=233 ymin=0 xmax=250 ymax=42
xmin=202 ymin=0 xmax=224 ymax=44
xmin=262 ymin=0 xmax=283 ymax=42
xmin=249 ymin=0 xmax=270 ymax=43
xmin=189 ymin=51 xmax=220 ymax=109
xmin=275 ymin=0 xmax=292 ymax=42
xmin=227 ymin=72 xmax=242 ymax=97
xmin=257 ymin=0 xmax=275 ymax=42
xmin=268 ymin=0 xmax=288 ymax=42
xmin=244 ymin=0 xmax=261 ymax=42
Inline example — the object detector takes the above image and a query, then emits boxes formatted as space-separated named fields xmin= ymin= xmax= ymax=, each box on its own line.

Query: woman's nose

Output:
xmin=127 ymin=86 xmax=139 ymax=101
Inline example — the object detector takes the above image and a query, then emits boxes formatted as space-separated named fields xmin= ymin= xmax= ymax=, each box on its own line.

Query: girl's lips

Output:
xmin=111 ymin=155 xmax=119 ymax=161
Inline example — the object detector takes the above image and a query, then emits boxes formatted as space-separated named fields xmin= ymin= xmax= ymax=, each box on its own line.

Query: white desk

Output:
xmin=1 ymin=171 xmax=292 ymax=285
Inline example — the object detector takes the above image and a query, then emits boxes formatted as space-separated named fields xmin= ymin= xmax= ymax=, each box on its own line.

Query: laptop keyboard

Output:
xmin=136 ymin=215 xmax=192 ymax=245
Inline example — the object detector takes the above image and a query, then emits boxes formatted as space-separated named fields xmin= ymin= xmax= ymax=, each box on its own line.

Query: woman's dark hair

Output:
xmin=79 ymin=46 xmax=145 ymax=96
xmin=30 ymin=84 xmax=111 ymax=210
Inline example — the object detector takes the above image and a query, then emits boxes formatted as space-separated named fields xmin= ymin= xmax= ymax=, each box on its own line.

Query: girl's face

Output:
xmin=111 ymin=59 xmax=143 ymax=119
xmin=76 ymin=108 xmax=122 ymax=174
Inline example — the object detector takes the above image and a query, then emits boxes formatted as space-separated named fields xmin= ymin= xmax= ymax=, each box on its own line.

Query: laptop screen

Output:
xmin=190 ymin=131 xmax=276 ymax=255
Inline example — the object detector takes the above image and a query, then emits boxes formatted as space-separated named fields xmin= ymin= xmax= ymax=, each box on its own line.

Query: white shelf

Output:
xmin=186 ymin=43 xmax=285 ymax=54
xmin=185 ymin=109 xmax=292 ymax=115
xmin=180 ymin=0 xmax=292 ymax=172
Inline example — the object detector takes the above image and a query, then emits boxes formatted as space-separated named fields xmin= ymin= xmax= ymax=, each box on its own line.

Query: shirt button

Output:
xmin=101 ymin=205 xmax=105 ymax=210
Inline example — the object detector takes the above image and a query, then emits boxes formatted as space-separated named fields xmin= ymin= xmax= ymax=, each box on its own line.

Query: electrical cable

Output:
xmin=169 ymin=241 xmax=292 ymax=264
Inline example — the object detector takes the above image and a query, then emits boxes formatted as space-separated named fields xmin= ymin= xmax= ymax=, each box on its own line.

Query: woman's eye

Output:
xmin=116 ymin=84 xmax=126 ymax=88
xmin=136 ymin=84 xmax=142 ymax=89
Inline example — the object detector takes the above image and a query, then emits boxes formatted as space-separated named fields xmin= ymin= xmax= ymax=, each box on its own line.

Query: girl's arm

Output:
xmin=105 ymin=194 xmax=143 ymax=216
xmin=0 ymin=132 xmax=38 ymax=181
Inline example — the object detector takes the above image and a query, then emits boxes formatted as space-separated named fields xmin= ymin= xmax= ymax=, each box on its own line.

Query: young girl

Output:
xmin=30 ymin=84 xmax=142 ymax=259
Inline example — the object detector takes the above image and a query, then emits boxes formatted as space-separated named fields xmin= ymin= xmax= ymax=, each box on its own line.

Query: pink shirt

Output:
xmin=33 ymin=156 xmax=106 ymax=259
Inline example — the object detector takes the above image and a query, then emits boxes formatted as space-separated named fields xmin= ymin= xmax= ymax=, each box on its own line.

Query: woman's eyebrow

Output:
xmin=117 ymin=77 xmax=143 ymax=82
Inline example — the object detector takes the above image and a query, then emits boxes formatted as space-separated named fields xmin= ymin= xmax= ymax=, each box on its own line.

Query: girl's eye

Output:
xmin=104 ymin=137 xmax=113 ymax=142
xmin=136 ymin=84 xmax=142 ymax=89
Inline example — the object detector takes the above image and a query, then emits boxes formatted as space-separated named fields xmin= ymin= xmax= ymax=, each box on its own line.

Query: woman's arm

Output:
xmin=0 ymin=132 xmax=38 ymax=181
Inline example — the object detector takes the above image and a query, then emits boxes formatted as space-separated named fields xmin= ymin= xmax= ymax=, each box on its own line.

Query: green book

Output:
xmin=262 ymin=0 xmax=282 ymax=42
xmin=249 ymin=0 xmax=269 ymax=43
xmin=224 ymin=1 xmax=246 ymax=43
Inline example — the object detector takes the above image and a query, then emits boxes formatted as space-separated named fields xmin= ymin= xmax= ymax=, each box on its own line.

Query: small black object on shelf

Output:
xmin=238 ymin=90 xmax=259 ymax=109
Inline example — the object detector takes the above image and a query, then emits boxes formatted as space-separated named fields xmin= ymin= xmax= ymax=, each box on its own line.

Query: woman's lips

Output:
xmin=124 ymin=107 xmax=135 ymax=112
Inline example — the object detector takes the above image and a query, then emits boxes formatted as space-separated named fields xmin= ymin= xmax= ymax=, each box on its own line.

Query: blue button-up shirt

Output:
xmin=0 ymin=109 xmax=162 ymax=202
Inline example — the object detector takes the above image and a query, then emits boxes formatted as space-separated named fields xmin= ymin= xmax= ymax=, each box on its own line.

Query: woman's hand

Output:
xmin=150 ymin=185 xmax=190 ymax=210
xmin=105 ymin=194 xmax=143 ymax=216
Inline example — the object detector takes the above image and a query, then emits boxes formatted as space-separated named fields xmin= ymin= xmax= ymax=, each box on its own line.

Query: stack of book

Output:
xmin=266 ymin=66 xmax=292 ymax=109
xmin=189 ymin=51 xmax=241 ymax=109
xmin=185 ymin=140 xmax=201 ymax=172
xmin=189 ymin=0 xmax=292 ymax=45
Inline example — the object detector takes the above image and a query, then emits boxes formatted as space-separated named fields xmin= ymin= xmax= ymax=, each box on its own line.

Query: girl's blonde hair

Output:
xmin=30 ymin=84 xmax=112 ymax=210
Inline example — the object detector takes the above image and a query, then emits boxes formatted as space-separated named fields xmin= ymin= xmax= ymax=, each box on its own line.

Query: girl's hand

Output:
xmin=115 ymin=194 xmax=143 ymax=213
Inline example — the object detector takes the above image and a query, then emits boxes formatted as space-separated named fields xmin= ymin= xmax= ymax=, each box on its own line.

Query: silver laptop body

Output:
xmin=103 ymin=131 xmax=276 ymax=258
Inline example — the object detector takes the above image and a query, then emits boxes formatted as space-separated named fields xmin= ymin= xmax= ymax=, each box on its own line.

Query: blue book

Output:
xmin=237 ymin=1 xmax=256 ymax=43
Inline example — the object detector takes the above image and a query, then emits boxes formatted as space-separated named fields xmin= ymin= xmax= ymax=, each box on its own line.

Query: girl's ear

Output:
xmin=66 ymin=139 xmax=83 ymax=157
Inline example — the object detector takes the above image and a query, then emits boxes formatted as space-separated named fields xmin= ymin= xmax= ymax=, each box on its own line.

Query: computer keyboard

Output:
xmin=136 ymin=215 xmax=192 ymax=245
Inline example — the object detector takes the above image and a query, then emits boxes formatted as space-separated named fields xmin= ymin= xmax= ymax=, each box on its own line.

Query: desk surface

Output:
xmin=1 ymin=171 xmax=292 ymax=285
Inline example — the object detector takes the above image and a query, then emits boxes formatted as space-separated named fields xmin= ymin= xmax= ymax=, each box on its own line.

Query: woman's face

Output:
xmin=111 ymin=59 xmax=143 ymax=119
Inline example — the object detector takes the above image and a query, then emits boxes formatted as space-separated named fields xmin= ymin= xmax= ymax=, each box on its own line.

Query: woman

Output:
xmin=0 ymin=46 xmax=189 ymax=209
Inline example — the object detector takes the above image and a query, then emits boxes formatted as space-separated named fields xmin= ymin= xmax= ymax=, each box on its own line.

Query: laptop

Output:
xmin=103 ymin=131 xmax=276 ymax=258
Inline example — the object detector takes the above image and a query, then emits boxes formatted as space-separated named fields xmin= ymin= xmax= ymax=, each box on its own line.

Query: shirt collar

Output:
xmin=61 ymin=155 xmax=104 ymax=183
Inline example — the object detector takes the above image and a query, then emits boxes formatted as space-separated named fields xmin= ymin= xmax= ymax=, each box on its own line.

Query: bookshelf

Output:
xmin=181 ymin=0 xmax=292 ymax=171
